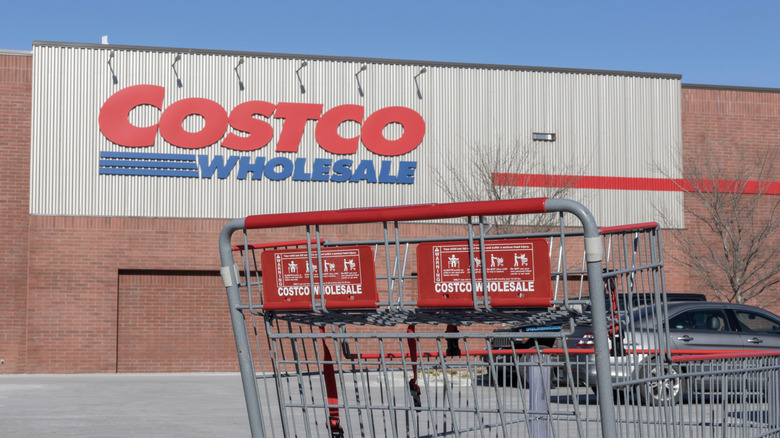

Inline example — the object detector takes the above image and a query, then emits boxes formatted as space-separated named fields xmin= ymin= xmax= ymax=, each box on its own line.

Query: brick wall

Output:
xmin=0 ymin=52 xmax=32 ymax=373
xmin=23 ymin=216 xmax=234 ymax=373
xmin=679 ymin=86 xmax=780 ymax=313
xmin=117 ymin=270 xmax=238 ymax=373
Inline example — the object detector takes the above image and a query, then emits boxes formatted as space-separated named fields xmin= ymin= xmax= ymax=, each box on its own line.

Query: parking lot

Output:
xmin=0 ymin=373 xmax=250 ymax=438
xmin=3 ymin=369 xmax=778 ymax=437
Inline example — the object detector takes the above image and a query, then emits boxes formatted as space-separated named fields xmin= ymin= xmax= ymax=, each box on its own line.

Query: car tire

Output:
xmin=638 ymin=362 xmax=683 ymax=405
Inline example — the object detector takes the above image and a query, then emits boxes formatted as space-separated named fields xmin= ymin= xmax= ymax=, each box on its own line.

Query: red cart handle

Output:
xmin=244 ymin=198 xmax=548 ymax=229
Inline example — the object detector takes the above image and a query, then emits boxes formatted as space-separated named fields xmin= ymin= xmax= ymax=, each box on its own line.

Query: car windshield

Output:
xmin=625 ymin=306 xmax=660 ymax=329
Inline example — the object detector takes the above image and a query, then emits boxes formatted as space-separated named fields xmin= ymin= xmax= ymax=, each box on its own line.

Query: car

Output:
xmin=490 ymin=293 xmax=707 ymax=352
xmin=569 ymin=301 xmax=780 ymax=404
xmin=486 ymin=293 xmax=708 ymax=387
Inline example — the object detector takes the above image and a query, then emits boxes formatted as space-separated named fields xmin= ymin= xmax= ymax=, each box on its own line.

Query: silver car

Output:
xmin=569 ymin=301 xmax=780 ymax=403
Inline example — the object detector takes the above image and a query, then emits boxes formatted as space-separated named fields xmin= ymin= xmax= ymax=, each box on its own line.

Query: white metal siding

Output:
xmin=31 ymin=43 xmax=683 ymax=227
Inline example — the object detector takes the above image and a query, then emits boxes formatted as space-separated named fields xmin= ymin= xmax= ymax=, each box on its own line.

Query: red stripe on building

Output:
xmin=493 ymin=173 xmax=780 ymax=195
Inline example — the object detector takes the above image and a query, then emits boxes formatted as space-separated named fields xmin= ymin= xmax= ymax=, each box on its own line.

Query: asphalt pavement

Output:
xmin=0 ymin=373 xmax=251 ymax=437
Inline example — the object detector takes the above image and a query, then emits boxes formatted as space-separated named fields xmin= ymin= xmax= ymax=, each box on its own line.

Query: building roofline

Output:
xmin=682 ymin=83 xmax=780 ymax=94
xmin=0 ymin=49 xmax=32 ymax=56
xmin=32 ymin=40 xmax=683 ymax=81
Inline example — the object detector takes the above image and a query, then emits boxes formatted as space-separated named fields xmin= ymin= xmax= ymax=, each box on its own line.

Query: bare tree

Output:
xmin=662 ymin=149 xmax=780 ymax=305
xmin=433 ymin=138 xmax=585 ymax=233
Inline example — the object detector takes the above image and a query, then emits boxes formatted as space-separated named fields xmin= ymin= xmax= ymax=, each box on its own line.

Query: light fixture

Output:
xmin=107 ymin=51 xmax=117 ymax=84
xmin=234 ymin=58 xmax=245 ymax=91
xmin=355 ymin=65 xmax=367 ymax=97
xmin=171 ymin=55 xmax=183 ymax=88
xmin=413 ymin=67 xmax=427 ymax=100
xmin=295 ymin=61 xmax=308 ymax=94
xmin=532 ymin=133 xmax=556 ymax=142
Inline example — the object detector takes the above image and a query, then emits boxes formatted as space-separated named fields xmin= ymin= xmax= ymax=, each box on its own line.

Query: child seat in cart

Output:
xmin=218 ymin=197 xmax=780 ymax=438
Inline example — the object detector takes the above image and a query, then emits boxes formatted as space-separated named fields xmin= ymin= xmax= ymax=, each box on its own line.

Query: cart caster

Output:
xmin=409 ymin=379 xmax=422 ymax=407
xmin=328 ymin=417 xmax=344 ymax=437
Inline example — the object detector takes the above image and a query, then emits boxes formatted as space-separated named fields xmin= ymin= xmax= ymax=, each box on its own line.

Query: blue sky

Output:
xmin=3 ymin=0 xmax=779 ymax=88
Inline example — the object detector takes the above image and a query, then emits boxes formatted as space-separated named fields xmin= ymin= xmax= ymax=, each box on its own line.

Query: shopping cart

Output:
xmin=218 ymin=198 xmax=622 ymax=437
xmin=218 ymin=197 xmax=780 ymax=437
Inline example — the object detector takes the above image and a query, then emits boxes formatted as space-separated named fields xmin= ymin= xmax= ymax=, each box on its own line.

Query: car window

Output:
xmin=668 ymin=309 xmax=730 ymax=331
xmin=667 ymin=312 xmax=691 ymax=329
xmin=734 ymin=310 xmax=780 ymax=334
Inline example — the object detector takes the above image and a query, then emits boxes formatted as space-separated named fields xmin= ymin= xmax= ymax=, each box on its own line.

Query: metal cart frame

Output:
xmin=219 ymin=198 xmax=618 ymax=437
xmin=218 ymin=197 xmax=780 ymax=437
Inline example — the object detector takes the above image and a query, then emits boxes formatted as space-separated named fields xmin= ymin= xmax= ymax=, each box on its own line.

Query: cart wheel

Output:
xmin=638 ymin=363 xmax=682 ymax=405
xmin=327 ymin=416 xmax=344 ymax=438
xmin=409 ymin=379 xmax=422 ymax=407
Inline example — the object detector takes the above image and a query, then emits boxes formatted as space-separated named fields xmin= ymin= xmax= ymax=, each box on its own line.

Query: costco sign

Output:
xmin=98 ymin=85 xmax=425 ymax=184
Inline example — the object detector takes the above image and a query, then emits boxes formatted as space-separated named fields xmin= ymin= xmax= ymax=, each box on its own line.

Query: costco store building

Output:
xmin=2 ymin=42 xmax=779 ymax=373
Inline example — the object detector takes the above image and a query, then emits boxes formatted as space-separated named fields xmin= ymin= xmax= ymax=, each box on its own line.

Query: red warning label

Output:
xmin=417 ymin=239 xmax=552 ymax=308
xmin=261 ymin=246 xmax=377 ymax=310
